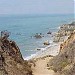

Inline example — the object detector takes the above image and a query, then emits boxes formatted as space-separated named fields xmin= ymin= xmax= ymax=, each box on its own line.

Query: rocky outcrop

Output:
xmin=60 ymin=32 xmax=75 ymax=51
xmin=34 ymin=33 xmax=44 ymax=39
xmin=43 ymin=40 xmax=50 ymax=45
xmin=58 ymin=22 xmax=75 ymax=36
xmin=0 ymin=35 xmax=32 ymax=75
xmin=48 ymin=32 xmax=75 ymax=75
xmin=53 ymin=22 xmax=75 ymax=42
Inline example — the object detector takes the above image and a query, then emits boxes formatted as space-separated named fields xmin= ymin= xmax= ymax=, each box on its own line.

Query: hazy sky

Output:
xmin=0 ymin=0 xmax=74 ymax=14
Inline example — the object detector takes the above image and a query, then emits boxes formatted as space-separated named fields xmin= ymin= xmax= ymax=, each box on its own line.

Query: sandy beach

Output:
xmin=25 ymin=35 xmax=69 ymax=60
xmin=29 ymin=42 xmax=61 ymax=75
xmin=26 ymin=35 xmax=69 ymax=75
xmin=24 ymin=21 xmax=74 ymax=75
xmin=25 ymin=42 xmax=61 ymax=60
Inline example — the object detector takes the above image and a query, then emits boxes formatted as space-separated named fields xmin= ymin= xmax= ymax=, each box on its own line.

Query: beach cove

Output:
xmin=25 ymin=21 xmax=74 ymax=60
xmin=28 ymin=21 xmax=75 ymax=75
xmin=0 ymin=14 xmax=74 ymax=58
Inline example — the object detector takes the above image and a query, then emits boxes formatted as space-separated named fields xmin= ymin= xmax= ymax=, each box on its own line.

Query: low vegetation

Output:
xmin=48 ymin=32 xmax=75 ymax=75
xmin=0 ymin=30 xmax=32 ymax=75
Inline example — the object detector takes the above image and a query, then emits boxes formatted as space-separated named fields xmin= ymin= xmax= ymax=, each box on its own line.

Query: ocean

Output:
xmin=0 ymin=14 xmax=74 ymax=58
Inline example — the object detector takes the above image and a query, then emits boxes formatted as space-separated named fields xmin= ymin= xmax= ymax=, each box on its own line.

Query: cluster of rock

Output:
xmin=34 ymin=33 xmax=44 ymax=39
xmin=0 ymin=31 xmax=32 ymax=75
xmin=53 ymin=22 xmax=75 ymax=42
xmin=47 ymin=31 xmax=75 ymax=75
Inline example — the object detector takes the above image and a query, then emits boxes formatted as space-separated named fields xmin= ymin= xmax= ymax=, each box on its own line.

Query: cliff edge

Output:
xmin=0 ymin=31 xmax=32 ymax=75
xmin=48 ymin=32 xmax=75 ymax=75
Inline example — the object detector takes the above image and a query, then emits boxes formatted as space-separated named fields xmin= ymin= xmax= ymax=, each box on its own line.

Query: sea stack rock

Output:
xmin=0 ymin=31 xmax=32 ymax=75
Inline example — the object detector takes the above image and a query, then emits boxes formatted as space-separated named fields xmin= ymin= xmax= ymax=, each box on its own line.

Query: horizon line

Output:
xmin=0 ymin=13 xmax=74 ymax=16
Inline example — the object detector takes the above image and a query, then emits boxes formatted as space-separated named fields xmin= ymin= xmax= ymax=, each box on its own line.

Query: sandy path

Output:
xmin=32 ymin=57 xmax=55 ymax=75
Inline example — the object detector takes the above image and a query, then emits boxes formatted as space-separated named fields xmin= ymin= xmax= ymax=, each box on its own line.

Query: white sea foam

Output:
xmin=24 ymin=54 xmax=36 ymax=60
xmin=24 ymin=42 xmax=60 ymax=60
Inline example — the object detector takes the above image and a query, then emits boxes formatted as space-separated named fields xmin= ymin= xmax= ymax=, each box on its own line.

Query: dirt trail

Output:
xmin=32 ymin=57 xmax=55 ymax=75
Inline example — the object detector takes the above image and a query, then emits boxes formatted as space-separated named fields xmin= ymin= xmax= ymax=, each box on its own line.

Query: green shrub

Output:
xmin=60 ymin=60 xmax=69 ymax=69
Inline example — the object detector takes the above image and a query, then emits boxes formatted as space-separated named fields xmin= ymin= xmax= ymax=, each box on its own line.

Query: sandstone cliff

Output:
xmin=53 ymin=22 xmax=75 ymax=42
xmin=0 ymin=33 xmax=32 ymax=75
xmin=48 ymin=32 xmax=75 ymax=75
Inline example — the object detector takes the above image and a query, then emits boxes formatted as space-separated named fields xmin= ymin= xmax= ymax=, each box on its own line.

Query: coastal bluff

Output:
xmin=0 ymin=32 xmax=32 ymax=75
xmin=53 ymin=22 xmax=75 ymax=42
xmin=48 ymin=31 xmax=75 ymax=75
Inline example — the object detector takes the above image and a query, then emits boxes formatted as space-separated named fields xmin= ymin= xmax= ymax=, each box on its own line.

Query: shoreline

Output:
xmin=24 ymin=23 xmax=71 ymax=60
xmin=24 ymin=41 xmax=61 ymax=60
xmin=25 ymin=21 xmax=75 ymax=75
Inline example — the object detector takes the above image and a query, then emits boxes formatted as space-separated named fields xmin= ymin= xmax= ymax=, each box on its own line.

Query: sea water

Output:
xmin=0 ymin=14 xmax=74 ymax=58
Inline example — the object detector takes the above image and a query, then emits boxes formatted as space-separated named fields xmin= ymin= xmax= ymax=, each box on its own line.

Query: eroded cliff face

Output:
xmin=60 ymin=32 xmax=75 ymax=51
xmin=53 ymin=22 xmax=75 ymax=42
xmin=0 ymin=37 xmax=32 ymax=75
xmin=48 ymin=32 xmax=75 ymax=75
